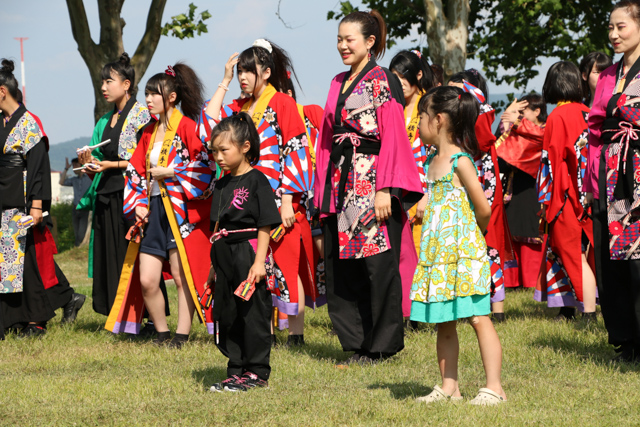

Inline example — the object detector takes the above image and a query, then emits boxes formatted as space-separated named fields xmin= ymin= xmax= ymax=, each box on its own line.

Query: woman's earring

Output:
xmin=368 ymin=49 xmax=372 ymax=60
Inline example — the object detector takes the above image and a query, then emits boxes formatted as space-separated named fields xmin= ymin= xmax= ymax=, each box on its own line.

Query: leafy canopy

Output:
xmin=161 ymin=2 xmax=212 ymax=39
xmin=327 ymin=0 xmax=613 ymax=91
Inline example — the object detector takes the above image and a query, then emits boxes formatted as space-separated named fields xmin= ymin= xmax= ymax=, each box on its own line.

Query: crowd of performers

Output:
xmin=2 ymin=0 xmax=640 ymax=403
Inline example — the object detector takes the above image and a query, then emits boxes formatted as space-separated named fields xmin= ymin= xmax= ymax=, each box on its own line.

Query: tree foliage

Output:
xmin=328 ymin=0 xmax=614 ymax=91
xmin=161 ymin=2 xmax=211 ymax=39
xmin=66 ymin=0 xmax=211 ymax=123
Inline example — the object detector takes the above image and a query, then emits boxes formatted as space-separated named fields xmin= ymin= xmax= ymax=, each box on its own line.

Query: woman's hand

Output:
xmin=223 ymin=52 xmax=240 ymax=85
xmin=414 ymin=194 xmax=428 ymax=220
xmin=149 ymin=167 xmax=175 ymax=180
xmin=77 ymin=150 xmax=93 ymax=165
xmin=585 ymin=192 xmax=594 ymax=207
xmin=135 ymin=206 xmax=149 ymax=223
xmin=280 ymin=194 xmax=296 ymax=228
xmin=205 ymin=265 xmax=215 ymax=289
xmin=90 ymin=160 xmax=118 ymax=173
xmin=29 ymin=208 xmax=43 ymax=225
xmin=247 ymin=260 xmax=266 ymax=284
xmin=374 ymin=188 xmax=392 ymax=223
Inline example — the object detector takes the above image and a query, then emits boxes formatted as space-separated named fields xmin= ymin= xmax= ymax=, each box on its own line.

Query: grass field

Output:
xmin=0 ymin=246 xmax=638 ymax=426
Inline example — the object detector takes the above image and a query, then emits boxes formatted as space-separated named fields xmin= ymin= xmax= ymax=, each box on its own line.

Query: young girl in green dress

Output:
xmin=410 ymin=86 xmax=507 ymax=405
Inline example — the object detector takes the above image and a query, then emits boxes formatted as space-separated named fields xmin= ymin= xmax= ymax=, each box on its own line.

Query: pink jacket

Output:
xmin=586 ymin=63 xmax=617 ymax=198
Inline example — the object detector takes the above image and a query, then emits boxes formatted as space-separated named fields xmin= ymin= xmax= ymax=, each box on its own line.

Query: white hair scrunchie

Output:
xmin=252 ymin=39 xmax=273 ymax=54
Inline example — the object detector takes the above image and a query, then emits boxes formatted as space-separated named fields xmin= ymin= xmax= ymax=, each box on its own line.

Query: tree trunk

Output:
xmin=423 ymin=0 xmax=469 ymax=82
xmin=65 ymin=0 xmax=167 ymax=123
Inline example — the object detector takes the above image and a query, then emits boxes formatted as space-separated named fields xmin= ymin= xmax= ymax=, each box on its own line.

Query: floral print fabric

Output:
xmin=411 ymin=153 xmax=492 ymax=303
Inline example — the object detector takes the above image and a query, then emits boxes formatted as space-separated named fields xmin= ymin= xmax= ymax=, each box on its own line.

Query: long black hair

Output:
xmin=0 ymin=59 xmax=19 ymax=100
xmin=210 ymin=112 xmax=261 ymax=166
xmin=389 ymin=50 xmax=437 ymax=94
xmin=449 ymin=69 xmax=489 ymax=102
xmin=145 ymin=62 xmax=204 ymax=125
xmin=237 ymin=39 xmax=298 ymax=94
xmin=101 ymin=53 xmax=136 ymax=95
xmin=418 ymin=86 xmax=480 ymax=157
xmin=579 ymin=51 xmax=613 ymax=102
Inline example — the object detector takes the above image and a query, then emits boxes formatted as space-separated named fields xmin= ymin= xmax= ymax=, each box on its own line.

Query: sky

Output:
xmin=1 ymin=0 xmax=557 ymax=144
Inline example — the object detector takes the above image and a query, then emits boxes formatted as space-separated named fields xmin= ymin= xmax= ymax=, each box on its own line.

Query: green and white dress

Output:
xmin=410 ymin=152 xmax=492 ymax=323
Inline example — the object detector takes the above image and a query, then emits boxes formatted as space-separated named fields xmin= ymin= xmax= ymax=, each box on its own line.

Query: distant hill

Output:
xmin=49 ymin=137 xmax=91 ymax=172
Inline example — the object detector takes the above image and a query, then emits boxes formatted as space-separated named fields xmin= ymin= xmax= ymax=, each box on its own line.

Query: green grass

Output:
xmin=0 ymin=249 xmax=638 ymax=426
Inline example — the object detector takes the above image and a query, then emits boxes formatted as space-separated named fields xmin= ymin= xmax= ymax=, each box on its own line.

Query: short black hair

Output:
xmin=521 ymin=92 xmax=548 ymax=124
xmin=0 ymin=59 xmax=19 ymax=100
xmin=542 ymin=61 xmax=583 ymax=104
xmin=210 ymin=112 xmax=261 ymax=166
xmin=579 ymin=51 xmax=613 ymax=101
xmin=389 ymin=50 xmax=436 ymax=93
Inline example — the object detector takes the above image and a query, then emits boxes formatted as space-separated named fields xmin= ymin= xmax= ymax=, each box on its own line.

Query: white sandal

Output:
xmin=469 ymin=388 xmax=506 ymax=406
xmin=416 ymin=385 xmax=463 ymax=404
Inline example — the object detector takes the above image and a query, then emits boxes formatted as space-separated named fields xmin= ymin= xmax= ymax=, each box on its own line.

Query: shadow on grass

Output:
xmin=367 ymin=381 xmax=431 ymax=400
xmin=192 ymin=366 xmax=229 ymax=390
xmin=276 ymin=340 xmax=346 ymax=362
xmin=530 ymin=329 xmax=640 ymax=372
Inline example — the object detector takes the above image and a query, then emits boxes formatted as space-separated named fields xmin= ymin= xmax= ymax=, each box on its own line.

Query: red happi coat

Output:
xmin=536 ymin=102 xmax=594 ymax=308
xmin=106 ymin=111 xmax=215 ymax=334
xmin=475 ymin=107 xmax=513 ymax=301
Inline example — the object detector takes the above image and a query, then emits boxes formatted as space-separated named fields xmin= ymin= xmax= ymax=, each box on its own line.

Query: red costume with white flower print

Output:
xmin=535 ymin=102 xmax=594 ymax=310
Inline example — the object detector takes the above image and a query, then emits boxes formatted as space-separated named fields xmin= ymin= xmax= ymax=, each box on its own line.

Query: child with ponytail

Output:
xmin=410 ymin=86 xmax=506 ymax=405
xmin=208 ymin=113 xmax=281 ymax=392
xmin=105 ymin=63 xmax=215 ymax=347
xmin=201 ymin=39 xmax=315 ymax=347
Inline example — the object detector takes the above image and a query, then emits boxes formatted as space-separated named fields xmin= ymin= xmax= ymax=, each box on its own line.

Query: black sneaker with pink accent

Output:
xmin=209 ymin=375 xmax=241 ymax=393
xmin=224 ymin=372 xmax=268 ymax=392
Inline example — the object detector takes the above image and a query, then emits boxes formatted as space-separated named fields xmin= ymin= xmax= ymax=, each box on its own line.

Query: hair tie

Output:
xmin=252 ymin=39 xmax=273 ymax=54
xmin=411 ymin=49 xmax=422 ymax=59
xmin=458 ymin=94 xmax=461 ymax=100
xmin=165 ymin=65 xmax=176 ymax=77
xmin=287 ymin=70 xmax=291 ymax=79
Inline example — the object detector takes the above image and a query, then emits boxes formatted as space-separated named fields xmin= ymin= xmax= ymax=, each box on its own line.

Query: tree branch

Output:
xmin=98 ymin=0 xmax=125 ymax=59
xmin=276 ymin=0 xmax=302 ymax=29
xmin=65 ymin=0 xmax=97 ymax=55
xmin=131 ymin=0 xmax=168 ymax=90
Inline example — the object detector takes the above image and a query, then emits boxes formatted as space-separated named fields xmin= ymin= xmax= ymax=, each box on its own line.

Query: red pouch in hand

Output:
xmin=234 ymin=279 xmax=256 ymax=301
xmin=200 ymin=286 xmax=213 ymax=308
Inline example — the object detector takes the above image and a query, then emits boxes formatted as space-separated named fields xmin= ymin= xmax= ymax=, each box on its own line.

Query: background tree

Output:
xmin=328 ymin=0 xmax=612 ymax=92
xmin=66 ymin=0 xmax=210 ymax=123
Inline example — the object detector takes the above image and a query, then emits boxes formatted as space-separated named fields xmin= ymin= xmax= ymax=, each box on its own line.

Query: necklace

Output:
xmin=2 ymin=109 xmax=17 ymax=127
xmin=217 ymin=165 xmax=251 ymax=220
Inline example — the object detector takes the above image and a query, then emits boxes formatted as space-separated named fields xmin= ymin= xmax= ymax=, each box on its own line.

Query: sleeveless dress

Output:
xmin=410 ymin=152 xmax=492 ymax=323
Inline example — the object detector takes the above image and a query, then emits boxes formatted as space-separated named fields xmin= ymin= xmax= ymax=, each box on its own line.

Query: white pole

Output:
xmin=14 ymin=37 xmax=28 ymax=104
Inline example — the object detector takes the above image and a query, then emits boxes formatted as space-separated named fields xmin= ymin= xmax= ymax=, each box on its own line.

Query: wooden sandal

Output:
xmin=469 ymin=388 xmax=506 ymax=406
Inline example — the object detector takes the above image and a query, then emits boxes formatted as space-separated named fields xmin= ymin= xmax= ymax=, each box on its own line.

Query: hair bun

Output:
xmin=0 ymin=59 xmax=15 ymax=74
xmin=119 ymin=53 xmax=131 ymax=66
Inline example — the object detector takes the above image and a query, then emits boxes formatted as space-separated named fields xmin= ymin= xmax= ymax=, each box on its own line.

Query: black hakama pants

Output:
xmin=92 ymin=191 xmax=134 ymax=315
xmin=212 ymin=239 xmax=272 ymax=381
xmin=593 ymin=149 xmax=640 ymax=350
xmin=324 ymin=199 xmax=405 ymax=356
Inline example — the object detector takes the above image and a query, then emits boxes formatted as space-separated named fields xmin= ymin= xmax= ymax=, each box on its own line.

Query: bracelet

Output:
xmin=31 ymin=207 xmax=42 ymax=210
xmin=218 ymin=83 xmax=229 ymax=91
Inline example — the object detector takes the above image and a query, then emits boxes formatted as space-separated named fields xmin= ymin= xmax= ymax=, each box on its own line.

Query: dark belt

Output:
xmin=330 ymin=127 xmax=380 ymax=210
xmin=0 ymin=153 xmax=25 ymax=168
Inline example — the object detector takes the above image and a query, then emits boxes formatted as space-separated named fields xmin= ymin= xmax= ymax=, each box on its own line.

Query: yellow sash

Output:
xmin=150 ymin=109 xmax=206 ymax=324
xmin=405 ymin=94 xmax=422 ymax=144
xmin=297 ymin=104 xmax=317 ymax=169
xmin=241 ymin=83 xmax=277 ymax=127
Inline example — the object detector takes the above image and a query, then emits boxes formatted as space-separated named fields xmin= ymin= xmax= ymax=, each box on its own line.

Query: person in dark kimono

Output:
xmin=314 ymin=11 xmax=423 ymax=366
xmin=0 ymin=59 xmax=84 ymax=338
